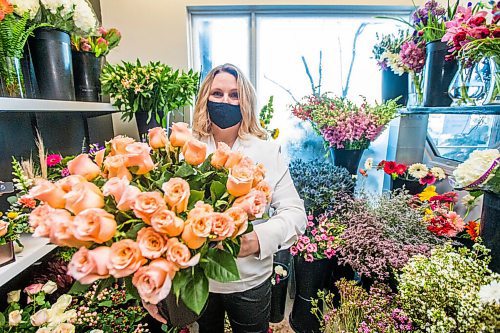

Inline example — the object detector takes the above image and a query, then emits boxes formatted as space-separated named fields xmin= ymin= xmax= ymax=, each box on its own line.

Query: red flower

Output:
xmin=419 ymin=173 xmax=436 ymax=185
xmin=18 ymin=196 xmax=36 ymax=209
xmin=493 ymin=28 xmax=500 ymax=38
xmin=46 ymin=154 xmax=62 ymax=167
xmin=395 ymin=163 xmax=407 ymax=176
xmin=429 ymin=192 xmax=458 ymax=204
xmin=383 ymin=161 xmax=398 ymax=175
xmin=465 ymin=221 xmax=480 ymax=241
xmin=469 ymin=26 xmax=491 ymax=39
xmin=377 ymin=160 xmax=386 ymax=169
xmin=359 ymin=168 xmax=368 ymax=177
xmin=468 ymin=15 xmax=486 ymax=26
xmin=0 ymin=0 xmax=13 ymax=21
xmin=453 ymin=31 xmax=467 ymax=44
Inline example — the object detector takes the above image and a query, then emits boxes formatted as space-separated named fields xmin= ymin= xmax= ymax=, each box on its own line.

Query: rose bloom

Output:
xmin=9 ymin=310 xmax=22 ymax=326
xmin=255 ymin=180 xmax=272 ymax=201
xmin=56 ymin=175 xmax=87 ymax=193
xmin=107 ymin=239 xmax=147 ymax=278
xmin=136 ymin=227 xmax=168 ymax=259
xmin=226 ymin=157 xmax=255 ymax=197
xmin=109 ymin=135 xmax=135 ymax=155
xmin=182 ymin=139 xmax=207 ymax=166
xmin=0 ymin=220 xmax=9 ymax=237
xmin=187 ymin=201 xmax=214 ymax=220
xmin=29 ymin=179 xmax=66 ymax=208
xmin=103 ymin=154 xmax=132 ymax=180
xmin=181 ymin=221 xmax=207 ymax=249
xmin=224 ymin=207 xmax=249 ymax=237
xmin=166 ymin=237 xmax=201 ymax=268
xmin=252 ymin=163 xmax=266 ymax=187
xmin=148 ymin=127 xmax=169 ymax=149
xmin=132 ymin=191 xmax=166 ymax=224
xmin=68 ymin=247 xmax=111 ymax=284
xmin=7 ymin=290 xmax=20 ymax=304
xmin=151 ymin=208 xmax=185 ymax=237
xmin=169 ymin=122 xmax=192 ymax=147
xmin=125 ymin=142 xmax=155 ymax=175
xmin=52 ymin=323 xmax=76 ymax=333
xmin=210 ymin=142 xmax=231 ymax=169
xmin=162 ymin=177 xmax=190 ymax=213
xmin=67 ymin=154 xmax=100 ymax=181
xmin=102 ymin=177 xmax=141 ymax=211
xmin=24 ymin=283 xmax=43 ymax=295
xmin=72 ymin=208 xmax=117 ymax=244
xmin=208 ymin=212 xmax=236 ymax=239
xmin=233 ymin=189 xmax=268 ymax=219
xmin=48 ymin=209 xmax=91 ymax=248
xmin=31 ymin=309 xmax=49 ymax=326
xmin=224 ymin=151 xmax=243 ymax=169
xmin=94 ymin=149 xmax=105 ymax=168
xmin=29 ymin=204 xmax=55 ymax=231
xmin=41 ymin=281 xmax=57 ymax=294
xmin=132 ymin=258 xmax=179 ymax=305
xmin=18 ymin=195 xmax=36 ymax=209
xmin=64 ymin=181 xmax=105 ymax=215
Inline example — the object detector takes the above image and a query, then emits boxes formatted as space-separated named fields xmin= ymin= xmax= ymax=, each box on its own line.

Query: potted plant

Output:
xmin=291 ymin=95 xmax=399 ymax=174
xmin=71 ymin=26 xmax=121 ymax=102
xmin=100 ymin=60 xmax=199 ymax=138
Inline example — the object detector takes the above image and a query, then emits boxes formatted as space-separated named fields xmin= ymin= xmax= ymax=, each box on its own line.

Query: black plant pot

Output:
xmin=135 ymin=111 xmax=164 ymax=139
xmin=290 ymin=257 xmax=333 ymax=333
xmin=325 ymin=258 xmax=355 ymax=307
xmin=330 ymin=148 xmax=365 ymax=175
xmin=422 ymin=40 xmax=458 ymax=107
xmin=382 ymin=70 xmax=408 ymax=105
xmin=390 ymin=178 xmax=425 ymax=195
xmin=20 ymin=43 xmax=39 ymax=98
xmin=270 ymin=249 xmax=292 ymax=323
xmin=29 ymin=28 xmax=75 ymax=101
xmin=72 ymin=51 xmax=105 ymax=102
xmin=157 ymin=292 xmax=203 ymax=328
xmin=480 ymin=192 xmax=500 ymax=273
xmin=360 ymin=272 xmax=398 ymax=293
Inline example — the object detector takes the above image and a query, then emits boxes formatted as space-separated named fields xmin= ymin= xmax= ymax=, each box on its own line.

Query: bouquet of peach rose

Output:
xmin=26 ymin=122 xmax=272 ymax=317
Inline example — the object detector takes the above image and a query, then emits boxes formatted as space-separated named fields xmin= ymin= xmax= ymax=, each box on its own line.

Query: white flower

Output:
xmin=479 ymin=280 xmax=500 ymax=305
xmin=8 ymin=310 xmax=22 ymax=326
xmin=384 ymin=52 xmax=408 ymax=75
xmin=89 ymin=331 xmax=104 ymax=333
xmin=48 ymin=294 xmax=72 ymax=322
xmin=72 ymin=0 xmax=98 ymax=34
xmin=461 ymin=194 xmax=480 ymax=208
xmin=408 ymin=163 xmax=429 ymax=179
xmin=31 ymin=309 xmax=49 ymax=326
xmin=10 ymin=0 xmax=40 ymax=19
xmin=42 ymin=281 xmax=58 ymax=295
xmin=364 ymin=158 xmax=373 ymax=170
xmin=7 ymin=290 xmax=21 ymax=303
xmin=453 ymin=149 xmax=500 ymax=188
xmin=274 ymin=265 xmax=284 ymax=275
xmin=40 ymin=0 xmax=74 ymax=15
xmin=52 ymin=323 xmax=75 ymax=333
xmin=36 ymin=328 xmax=52 ymax=333
xmin=430 ymin=167 xmax=446 ymax=180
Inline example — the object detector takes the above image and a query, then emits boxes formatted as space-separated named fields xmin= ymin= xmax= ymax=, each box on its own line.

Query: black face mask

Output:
xmin=207 ymin=101 xmax=242 ymax=129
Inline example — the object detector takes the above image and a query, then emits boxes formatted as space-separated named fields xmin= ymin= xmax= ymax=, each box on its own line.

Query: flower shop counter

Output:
xmin=0 ymin=234 xmax=56 ymax=288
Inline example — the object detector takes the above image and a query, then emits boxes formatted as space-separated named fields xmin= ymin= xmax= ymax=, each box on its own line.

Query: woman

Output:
xmin=192 ymin=63 xmax=306 ymax=333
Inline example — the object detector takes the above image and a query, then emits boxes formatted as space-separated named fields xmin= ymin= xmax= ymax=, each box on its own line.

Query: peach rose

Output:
xmin=162 ymin=178 xmax=190 ymax=213
xmin=29 ymin=179 xmax=66 ymax=209
xmin=72 ymin=208 xmax=117 ymax=243
xmin=64 ymin=182 xmax=104 ymax=215
xmin=67 ymin=154 xmax=100 ymax=181
xmin=109 ymin=135 xmax=135 ymax=155
xmin=182 ymin=139 xmax=207 ymax=166
xmin=187 ymin=201 xmax=214 ymax=220
xmin=208 ymin=212 xmax=235 ymax=239
xmin=103 ymin=154 xmax=132 ymax=180
xmin=151 ymin=209 xmax=185 ymax=237
xmin=68 ymin=246 xmax=111 ymax=284
xmin=132 ymin=258 xmax=179 ymax=305
xmin=169 ymin=122 xmax=192 ymax=147
xmin=116 ymin=185 xmax=141 ymax=211
xmin=107 ymin=239 xmax=147 ymax=278
xmin=56 ymin=175 xmax=86 ymax=193
xmin=29 ymin=204 xmax=55 ymax=229
xmin=224 ymin=151 xmax=243 ymax=169
xmin=252 ymin=163 xmax=266 ymax=187
xmin=181 ymin=222 xmax=206 ymax=250
xmin=132 ymin=191 xmax=166 ymax=224
xmin=210 ymin=142 xmax=231 ymax=169
xmin=125 ymin=142 xmax=155 ymax=175
xmin=94 ymin=149 xmax=105 ymax=168
xmin=226 ymin=158 xmax=255 ymax=197
xmin=0 ymin=221 xmax=9 ymax=237
xmin=48 ymin=209 xmax=91 ymax=248
xmin=224 ymin=207 xmax=249 ymax=237
xmin=233 ymin=189 xmax=267 ymax=219
xmin=166 ymin=237 xmax=201 ymax=268
xmin=136 ymin=227 xmax=168 ymax=259
xmin=255 ymin=180 xmax=272 ymax=201
xmin=148 ymin=127 xmax=169 ymax=149
xmin=102 ymin=177 xmax=129 ymax=201
xmin=30 ymin=309 xmax=49 ymax=326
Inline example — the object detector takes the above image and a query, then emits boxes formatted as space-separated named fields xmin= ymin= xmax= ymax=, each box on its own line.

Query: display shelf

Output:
xmin=401 ymin=105 xmax=500 ymax=115
xmin=0 ymin=234 xmax=56 ymax=288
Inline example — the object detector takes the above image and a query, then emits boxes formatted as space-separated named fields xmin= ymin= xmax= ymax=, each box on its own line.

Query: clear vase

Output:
xmin=407 ymin=72 xmax=423 ymax=107
xmin=0 ymin=57 xmax=26 ymax=98
xmin=448 ymin=60 xmax=486 ymax=106
xmin=481 ymin=55 xmax=500 ymax=105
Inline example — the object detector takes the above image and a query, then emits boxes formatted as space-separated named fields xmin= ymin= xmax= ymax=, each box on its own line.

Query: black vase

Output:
xmin=480 ymin=192 xmax=500 ymax=273
xmin=157 ymin=292 xmax=203 ymax=328
xmin=72 ymin=51 xmax=105 ymax=102
xmin=270 ymin=249 xmax=292 ymax=323
xmin=382 ymin=70 xmax=408 ymax=105
xmin=290 ymin=257 xmax=333 ymax=333
xmin=325 ymin=258 xmax=355 ymax=307
xmin=29 ymin=28 xmax=75 ymax=101
xmin=422 ymin=40 xmax=458 ymax=107
xmin=330 ymin=148 xmax=365 ymax=175
xmin=390 ymin=178 xmax=426 ymax=195
xmin=135 ymin=111 xmax=163 ymax=139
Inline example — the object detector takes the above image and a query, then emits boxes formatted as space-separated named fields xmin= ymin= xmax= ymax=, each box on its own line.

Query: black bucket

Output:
xmin=382 ymin=70 xmax=408 ymax=105
xmin=135 ymin=111 xmax=164 ymax=140
xmin=72 ymin=51 xmax=105 ymax=102
xmin=29 ymin=28 xmax=75 ymax=101
xmin=480 ymin=192 xmax=500 ymax=273
xmin=422 ymin=40 xmax=458 ymax=107
xmin=330 ymin=148 xmax=365 ymax=175
xmin=390 ymin=178 xmax=426 ymax=195
xmin=270 ymin=250 xmax=292 ymax=323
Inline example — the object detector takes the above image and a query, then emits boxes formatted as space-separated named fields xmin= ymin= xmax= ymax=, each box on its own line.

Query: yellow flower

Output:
xmin=418 ymin=186 xmax=437 ymax=202
xmin=272 ymin=128 xmax=280 ymax=139
xmin=7 ymin=212 xmax=18 ymax=220
xmin=423 ymin=208 xmax=434 ymax=221
xmin=0 ymin=212 xmax=3 ymax=217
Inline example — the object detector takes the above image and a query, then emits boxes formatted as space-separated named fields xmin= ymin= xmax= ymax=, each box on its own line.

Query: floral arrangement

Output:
xmin=311 ymin=279 xmax=413 ymax=333
xmin=453 ymin=148 xmax=500 ymax=195
xmin=397 ymin=242 xmax=500 ymax=333
xmin=289 ymin=213 xmax=344 ymax=262
xmin=27 ymin=123 xmax=272 ymax=315
xmin=259 ymin=96 xmax=279 ymax=140
xmin=270 ymin=264 xmax=288 ymax=286
xmin=369 ymin=159 xmax=446 ymax=185
xmin=38 ymin=0 xmax=98 ymax=34
xmin=100 ymin=60 xmax=199 ymax=128
xmin=291 ymin=94 xmax=399 ymax=150
xmin=71 ymin=26 xmax=121 ymax=57
xmin=399 ymin=39 xmax=426 ymax=104
xmin=372 ymin=29 xmax=410 ymax=75
xmin=289 ymin=159 xmax=354 ymax=216
xmin=411 ymin=0 xmax=457 ymax=43
xmin=0 ymin=280 xmax=77 ymax=332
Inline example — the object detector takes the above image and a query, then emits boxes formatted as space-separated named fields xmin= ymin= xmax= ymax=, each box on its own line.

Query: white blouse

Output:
xmin=200 ymin=134 xmax=307 ymax=293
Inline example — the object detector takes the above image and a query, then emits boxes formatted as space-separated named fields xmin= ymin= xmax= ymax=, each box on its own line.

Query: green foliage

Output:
xmin=200 ymin=248 xmax=240 ymax=282
xmin=372 ymin=29 xmax=409 ymax=61
xmin=0 ymin=13 xmax=45 ymax=59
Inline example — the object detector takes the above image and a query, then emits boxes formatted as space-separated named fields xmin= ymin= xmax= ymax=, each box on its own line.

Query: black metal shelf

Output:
xmin=400 ymin=105 xmax=500 ymax=115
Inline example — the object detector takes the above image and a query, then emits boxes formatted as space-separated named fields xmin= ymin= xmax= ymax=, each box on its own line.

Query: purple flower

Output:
xmin=400 ymin=40 xmax=426 ymax=73
xmin=61 ymin=168 xmax=70 ymax=177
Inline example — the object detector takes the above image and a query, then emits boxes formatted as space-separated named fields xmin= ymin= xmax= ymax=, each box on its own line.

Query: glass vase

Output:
xmin=481 ymin=55 xmax=500 ymax=105
xmin=0 ymin=57 xmax=26 ymax=98
xmin=448 ymin=60 xmax=486 ymax=106
xmin=407 ymin=72 xmax=423 ymax=107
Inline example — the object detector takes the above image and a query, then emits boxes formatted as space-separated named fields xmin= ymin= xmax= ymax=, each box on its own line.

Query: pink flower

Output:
xmin=311 ymin=229 xmax=318 ymax=236
xmin=307 ymin=221 xmax=314 ymax=227
xmin=306 ymin=243 xmax=318 ymax=253
xmin=97 ymin=37 xmax=109 ymax=45
xmin=419 ymin=173 xmax=436 ymax=185
xmin=98 ymin=26 xmax=107 ymax=35
xmin=81 ymin=42 xmax=91 ymax=52
xmin=290 ymin=246 xmax=298 ymax=256
xmin=304 ymin=254 xmax=314 ymax=262
xmin=24 ymin=284 xmax=43 ymax=295
xmin=315 ymin=235 xmax=322 ymax=242
xmin=296 ymin=242 xmax=305 ymax=252
xmin=61 ymin=168 xmax=70 ymax=177
xmin=47 ymin=154 xmax=62 ymax=167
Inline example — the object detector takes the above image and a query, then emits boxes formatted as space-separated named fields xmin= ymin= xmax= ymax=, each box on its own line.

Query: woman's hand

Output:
xmin=238 ymin=231 xmax=260 ymax=257
xmin=142 ymin=300 xmax=167 ymax=324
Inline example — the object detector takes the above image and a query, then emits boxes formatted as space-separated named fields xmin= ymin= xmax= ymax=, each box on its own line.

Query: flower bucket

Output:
xmin=390 ymin=178 xmax=425 ymax=195
xmin=72 ymin=51 xmax=105 ymax=102
xmin=325 ymin=257 xmax=355 ymax=307
xmin=0 ymin=241 xmax=15 ymax=268
xmin=330 ymin=148 xmax=365 ymax=175
xmin=135 ymin=110 xmax=164 ymax=140
xmin=29 ymin=27 xmax=75 ymax=101
xmin=270 ymin=249 xmax=292 ymax=323
xmin=422 ymin=40 xmax=457 ymax=107
xmin=480 ymin=192 xmax=500 ymax=273
xmin=157 ymin=291 xmax=204 ymax=328
xmin=382 ymin=70 xmax=408 ymax=105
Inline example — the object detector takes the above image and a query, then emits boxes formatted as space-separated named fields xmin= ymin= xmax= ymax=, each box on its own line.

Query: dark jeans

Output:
xmin=197 ymin=280 xmax=271 ymax=333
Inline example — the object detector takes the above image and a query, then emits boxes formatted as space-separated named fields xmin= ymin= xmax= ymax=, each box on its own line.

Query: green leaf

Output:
xmin=94 ymin=277 xmax=115 ymax=299
xmin=210 ymin=181 xmax=226 ymax=203
xmin=180 ymin=267 xmax=209 ymax=315
xmin=188 ymin=190 xmax=205 ymax=210
xmin=69 ymin=281 xmax=92 ymax=295
xmin=200 ymin=248 xmax=240 ymax=282
xmin=0 ymin=312 xmax=5 ymax=327
xmin=35 ymin=294 xmax=45 ymax=305
xmin=174 ymin=163 xmax=196 ymax=178
xmin=98 ymin=300 xmax=113 ymax=307
xmin=125 ymin=276 xmax=141 ymax=300
xmin=172 ymin=269 xmax=190 ymax=301
xmin=223 ymin=238 xmax=241 ymax=257
xmin=125 ymin=222 xmax=147 ymax=240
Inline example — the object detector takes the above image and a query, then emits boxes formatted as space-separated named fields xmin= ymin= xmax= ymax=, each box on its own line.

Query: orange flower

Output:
xmin=103 ymin=177 xmax=141 ymax=211
xmin=225 ymin=207 xmax=249 ymax=237
xmin=132 ymin=258 xmax=179 ymax=305
xmin=107 ymin=239 xmax=147 ymax=278
xmin=166 ymin=237 xmax=201 ymax=268
xmin=109 ymin=135 xmax=135 ymax=155
xmin=29 ymin=204 xmax=55 ymax=231
xmin=68 ymin=247 xmax=111 ymax=285
xmin=104 ymin=154 xmax=132 ymax=180
xmin=210 ymin=142 xmax=231 ymax=169
xmin=169 ymin=122 xmax=192 ymax=147
xmin=136 ymin=227 xmax=168 ymax=259
xmin=0 ymin=0 xmax=13 ymax=21
xmin=125 ymin=142 xmax=155 ymax=175
xmin=181 ymin=221 xmax=206 ymax=249
xmin=94 ymin=149 xmax=105 ymax=168
xmin=182 ymin=139 xmax=207 ymax=166
xmin=72 ymin=208 xmax=117 ymax=244
xmin=233 ymin=189 xmax=267 ymax=219
xmin=67 ymin=154 xmax=101 ymax=181
xmin=252 ymin=163 xmax=266 ymax=187
xmin=64 ymin=182 xmax=105 ymax=215
xmin=29 ymin=179 xmax=66 ymax=209
xmin=18 ymin=196 xmax=36 ymax=209
xmin=187 ymin=201 xmax=214 ymax=220
xmin=162 ymin=178 xmax=190 ymax=213
xmin=56 ymin=175 xmax=87 ymax=193
xmin=208 ymin=212 xmax=235 ymax=239
xmin=132 ymin=191 xmax=166 ymax=224
xmin=465 ymin=221 xmax=480 ymax=241
xmin=48 ymin=210 xmax=91 ymax=248
xmin=0 ymin=221 xmax=9 ymax=237
xmin=150 ymin=208 xmax=185 ymax=237
xmin=224 ymin=151 xmax=243 ymax=169
xmin=148 ymin=127 xmax=169 ymax=150
xmin=226 ymin=158 xmax=255 ymax=197
xmin=255 ymin=180 xmax=272 ymax=202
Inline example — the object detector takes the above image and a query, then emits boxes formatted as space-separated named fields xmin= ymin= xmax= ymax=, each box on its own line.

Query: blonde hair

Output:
xmin=192 ymin=63 xmax=267 ymax=140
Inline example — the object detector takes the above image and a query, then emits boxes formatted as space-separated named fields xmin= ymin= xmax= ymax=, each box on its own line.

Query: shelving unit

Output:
xmin=401 ymin=105 xmax=500 ymax=115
